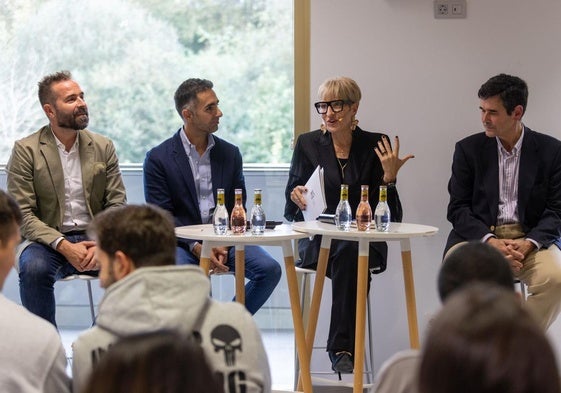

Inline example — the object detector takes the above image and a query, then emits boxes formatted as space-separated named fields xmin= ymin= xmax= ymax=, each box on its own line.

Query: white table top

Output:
xmin=291 ymin=221 xmax=438 ymax=240
xmin=175 ymin=223 xmax=308 ymax=244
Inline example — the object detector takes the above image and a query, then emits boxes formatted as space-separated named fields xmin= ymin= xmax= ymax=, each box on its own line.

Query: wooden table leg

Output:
xmin=353 ymin=239 xmax=369 ymax=393
xmin=401 ymin=238 xmax=420 ymax=349
xmin=235 ymin=245 xmax=245 ymax=305
xmin=297 ymin=236 xmax=331 ymax=392
xmin=282 ymin=241 xmax=313 ymax=393
xmin=305 ymin=237 xmax=330 ymax=356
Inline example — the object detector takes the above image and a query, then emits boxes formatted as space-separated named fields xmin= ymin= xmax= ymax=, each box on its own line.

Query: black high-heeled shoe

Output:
xmin=328 ymin=350 xmax=354 ymax=374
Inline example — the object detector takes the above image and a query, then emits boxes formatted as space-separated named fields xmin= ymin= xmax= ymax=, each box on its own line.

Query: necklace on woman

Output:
xmin=337 ymin=157 xmax=348 ymax=179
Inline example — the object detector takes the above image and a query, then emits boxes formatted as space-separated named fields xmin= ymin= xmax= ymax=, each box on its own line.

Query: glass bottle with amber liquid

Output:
xmin=334 ymin=184 xmax=352 ymax=231
xmin=356 ymin=185 xmax=372 ymax=231
xmin=230 ymin=188 xmax=247 ymax=234
xmin=374 ymin=185 xmax=391 ymax=232
xmin=212 ymin=188 xmax=229 ymax=235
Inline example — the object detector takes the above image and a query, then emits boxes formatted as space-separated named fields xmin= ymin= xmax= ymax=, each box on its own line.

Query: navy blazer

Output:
xmin=144 ymin=129 xmax=246 ymax=245
xmin=446 ymin=127 xmax=561 ymax=253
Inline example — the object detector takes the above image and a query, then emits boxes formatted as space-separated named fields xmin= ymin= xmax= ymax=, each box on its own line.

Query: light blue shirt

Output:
xmin=180 ymin=130 xmax=216 ymax=252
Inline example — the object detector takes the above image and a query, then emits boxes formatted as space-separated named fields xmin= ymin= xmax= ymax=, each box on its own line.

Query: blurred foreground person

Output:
xmin=419 ymin=283 xmax=560 ymax=393
xmin=81 ymin=330 xmax=223 ymax=393
xmin=0 ymin=190 xmax=70 ymax=393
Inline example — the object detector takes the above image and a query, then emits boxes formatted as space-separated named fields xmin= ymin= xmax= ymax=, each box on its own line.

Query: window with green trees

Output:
xmin=0 ymin=0 xmax=294 ymax=164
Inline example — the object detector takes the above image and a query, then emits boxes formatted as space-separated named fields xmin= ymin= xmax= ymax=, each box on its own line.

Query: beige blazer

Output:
xmin=6 ymin=126 xmax=127 ymax=247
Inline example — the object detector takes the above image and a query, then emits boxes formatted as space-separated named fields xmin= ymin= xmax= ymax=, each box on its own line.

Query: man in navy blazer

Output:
xmin=446 ymin=73 xmax=561 ymax=330
xmin=143 ymin=78 xmax=281 ymax=315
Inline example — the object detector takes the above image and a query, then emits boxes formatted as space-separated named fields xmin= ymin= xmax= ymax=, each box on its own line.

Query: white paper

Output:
xmin=302 ymin=165 xmax=326 ymax=221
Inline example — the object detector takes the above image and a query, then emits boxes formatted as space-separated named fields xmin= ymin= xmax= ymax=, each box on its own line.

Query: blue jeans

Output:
xmin=18 ymin=234 xmax=98 ymax=327
xmin=176 ymin=245 xmax=281 ymax=315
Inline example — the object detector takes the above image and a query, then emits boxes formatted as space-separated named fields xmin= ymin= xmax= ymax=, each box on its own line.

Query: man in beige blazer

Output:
xmin=6 ymin=70 xmax=126 ymax=327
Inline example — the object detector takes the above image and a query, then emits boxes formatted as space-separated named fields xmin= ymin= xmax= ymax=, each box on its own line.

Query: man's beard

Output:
xmin=57 ymin=107 xmax=89 ymax=130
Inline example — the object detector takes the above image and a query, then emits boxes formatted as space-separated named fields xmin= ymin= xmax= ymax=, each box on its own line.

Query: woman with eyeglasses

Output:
xmin=284 ymin=76 xmax=414 ymax=374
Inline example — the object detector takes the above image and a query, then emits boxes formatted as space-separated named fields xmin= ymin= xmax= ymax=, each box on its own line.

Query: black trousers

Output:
xmin=298 ymin=236 xmax=387 ymax=352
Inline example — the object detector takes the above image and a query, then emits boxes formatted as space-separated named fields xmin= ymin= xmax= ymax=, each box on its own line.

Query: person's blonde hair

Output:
xmin=317 ymin=76 xmax=361 ymax=103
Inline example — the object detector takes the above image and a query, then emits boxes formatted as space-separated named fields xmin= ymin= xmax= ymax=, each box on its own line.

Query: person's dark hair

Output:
xmin=438 ymin=241 xmax=514 ymax=301
xmin=419 ymin=283 xmax=561 ymax=393
xmin=478 ymin=73 xmax=528 ymax=115
xmin=38 ymin=70 xmax=73 ymax=106
xmin=0 ymin=190 xmax=22 ymax=244
xmin=87 ymin=204 xmax=176 ymax=268
xmin=82 ymin=330 xmax=223 ymax=393
xmin=174 ymin=78 xmax=214 ymax=117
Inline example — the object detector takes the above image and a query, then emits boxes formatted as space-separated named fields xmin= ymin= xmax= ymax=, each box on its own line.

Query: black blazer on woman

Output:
xmin=284 ymin=127 xmax=403 ymax=272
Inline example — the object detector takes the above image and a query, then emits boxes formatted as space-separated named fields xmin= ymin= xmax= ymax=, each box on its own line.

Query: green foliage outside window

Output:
xmin=0 ymin=0 xmax=294 ymax=164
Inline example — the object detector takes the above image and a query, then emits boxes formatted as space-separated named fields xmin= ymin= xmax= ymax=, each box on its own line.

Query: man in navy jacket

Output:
xmin=143 ymin=78 xmax=281 ymax=315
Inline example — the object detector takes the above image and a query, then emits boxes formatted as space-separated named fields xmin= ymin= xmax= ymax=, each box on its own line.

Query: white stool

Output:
xmin=59 ymin=274 xmax=97 ymax=324
xmin=293 ymin=266 xmax=375 ymax=389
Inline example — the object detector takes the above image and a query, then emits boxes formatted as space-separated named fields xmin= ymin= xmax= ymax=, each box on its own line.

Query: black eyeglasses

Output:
xmin=314 ymin=100 xmax=352 ymax=114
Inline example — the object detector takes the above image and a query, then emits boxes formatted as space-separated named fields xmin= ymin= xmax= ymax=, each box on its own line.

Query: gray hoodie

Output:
xmin=72 ymin=265 xmax=271 ymax=393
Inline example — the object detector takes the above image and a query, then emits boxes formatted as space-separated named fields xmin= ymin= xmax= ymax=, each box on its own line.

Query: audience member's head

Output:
xmin=87 ymin=204 xmax=176 ymax=288
xmin=419 ymin=283 xmax=561 ymax=393
xmin=81 ymin=330 xmax=222 ymax=393
xmin=373 ymin=243 xmax=523 ymax=393
xmin=438 ymin=241 xmax=514 ymax=302
xmin=0 ymin=190 xmax=22 ymax=288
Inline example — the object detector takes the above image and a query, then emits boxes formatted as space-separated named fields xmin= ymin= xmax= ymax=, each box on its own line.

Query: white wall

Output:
xmin=310 ymin=0 xmax=561 ymax=374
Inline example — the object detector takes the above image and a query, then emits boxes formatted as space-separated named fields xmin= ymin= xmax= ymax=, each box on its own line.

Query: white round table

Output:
xmin=291 ymin=221 xmax=438 ymax=393
xmin=175 ymin=223 xmax=314 ymax=393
